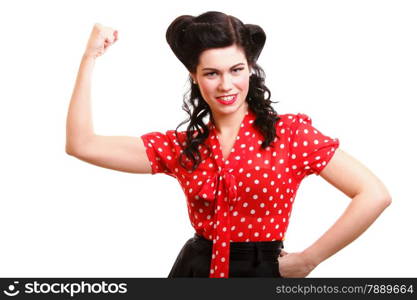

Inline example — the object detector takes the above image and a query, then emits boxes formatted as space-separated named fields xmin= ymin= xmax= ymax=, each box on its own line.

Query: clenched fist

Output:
xmin=84 ymin=23 xmax=118 ymax=59
xmin=277 ymin=250 xmax=317 ymax=278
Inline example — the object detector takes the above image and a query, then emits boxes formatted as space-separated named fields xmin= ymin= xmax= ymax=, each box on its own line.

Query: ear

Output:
xmin=190 ymin=73 xmax=196 ymax=83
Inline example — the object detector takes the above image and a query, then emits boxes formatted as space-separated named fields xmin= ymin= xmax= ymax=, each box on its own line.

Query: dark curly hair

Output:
xmin=166 ymin=11 xmax=280 ymax=171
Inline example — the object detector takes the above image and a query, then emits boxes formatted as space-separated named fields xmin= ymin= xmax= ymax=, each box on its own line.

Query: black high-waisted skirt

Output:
xmin=168 ymin=233 xmax=284 ymax=278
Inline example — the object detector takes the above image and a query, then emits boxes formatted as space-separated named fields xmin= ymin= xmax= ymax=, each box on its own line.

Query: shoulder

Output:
xmin=276 ymin=112 xmax=312 ymax=130
xmin=165 ymin=129 xmax=188 ymax=147
xmin=142 ymin=129 xmax=187 ymax=148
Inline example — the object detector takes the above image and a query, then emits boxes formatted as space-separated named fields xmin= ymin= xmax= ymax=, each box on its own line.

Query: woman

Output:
xmin=66 ymin=11 xmax=392 ymax=278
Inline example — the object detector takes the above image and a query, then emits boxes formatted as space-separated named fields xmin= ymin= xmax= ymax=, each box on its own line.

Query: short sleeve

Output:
xmin=289 ymin=113 xmax=340 ymax=178
xmin=140 ymin=130 xmax=181 ymax=177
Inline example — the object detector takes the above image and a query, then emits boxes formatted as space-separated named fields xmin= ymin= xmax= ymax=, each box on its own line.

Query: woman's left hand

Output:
xmin=277 ymin=250 xmax=317 ymax=278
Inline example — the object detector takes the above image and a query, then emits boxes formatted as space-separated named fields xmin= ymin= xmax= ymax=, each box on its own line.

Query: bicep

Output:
xmin=319 ymin=148 xmax=391 ymax=199
xmin=67 ymin=135 xmax=152 ymax=174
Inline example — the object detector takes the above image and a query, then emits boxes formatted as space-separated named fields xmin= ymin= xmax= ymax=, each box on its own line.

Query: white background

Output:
xmin=0 ymin=0 xmax=416 ymax=277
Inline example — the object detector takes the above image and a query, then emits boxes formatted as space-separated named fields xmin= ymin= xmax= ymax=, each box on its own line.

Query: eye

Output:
xmin=204 ymin=72 xmax=217 ymax=77
xmin=233 ymin=67 xmax=244 ymax=73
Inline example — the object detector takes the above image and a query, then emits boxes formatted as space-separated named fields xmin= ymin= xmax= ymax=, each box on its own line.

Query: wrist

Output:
xmin=301 ymin=249 xmax=321 ymax=271
xmin=82 ymin=52 xmax=97 ymax=62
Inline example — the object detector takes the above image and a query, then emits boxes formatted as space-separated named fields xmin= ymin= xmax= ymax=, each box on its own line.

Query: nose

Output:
xmin=219 ymin=74 xmax=233 ymax=92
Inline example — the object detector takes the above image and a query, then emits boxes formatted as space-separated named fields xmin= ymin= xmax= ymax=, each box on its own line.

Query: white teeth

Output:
xmin=219 ymin=95 xmax=235 ymax=101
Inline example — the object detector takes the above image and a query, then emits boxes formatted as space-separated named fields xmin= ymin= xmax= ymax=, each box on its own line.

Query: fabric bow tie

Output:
xmin=198 ymin=169 xmax=238 ymax=203
xmin=197 ymin=169 xmax=238 ymax=278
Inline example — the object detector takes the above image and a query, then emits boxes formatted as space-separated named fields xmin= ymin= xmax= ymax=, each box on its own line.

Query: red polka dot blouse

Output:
xmin=140 ymin=110 xmax=340 ymax=278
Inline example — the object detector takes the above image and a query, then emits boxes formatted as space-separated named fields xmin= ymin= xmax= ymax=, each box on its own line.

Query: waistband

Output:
xmin=192 ymin=233 xmax=284 ymax=262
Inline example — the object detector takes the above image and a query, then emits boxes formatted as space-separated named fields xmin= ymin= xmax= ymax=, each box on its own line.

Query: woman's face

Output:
xmin=191 ymin=44 xmax=251 ymax=118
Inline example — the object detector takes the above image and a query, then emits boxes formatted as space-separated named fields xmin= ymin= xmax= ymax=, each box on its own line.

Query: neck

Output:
xmin=211 ymin=102 xmax=249 ymax=135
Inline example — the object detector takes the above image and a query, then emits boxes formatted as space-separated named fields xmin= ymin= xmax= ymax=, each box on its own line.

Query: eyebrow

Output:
xmin=202 ymin=63 xmax=245 ymax=71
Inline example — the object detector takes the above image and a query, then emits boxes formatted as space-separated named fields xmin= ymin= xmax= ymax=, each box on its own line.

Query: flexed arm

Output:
xmin=65 ymin=24 xmax=152 ymax=174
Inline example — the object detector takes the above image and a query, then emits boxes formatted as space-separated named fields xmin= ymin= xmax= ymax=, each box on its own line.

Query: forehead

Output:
xmin=198 ymin=45 xmax=247 ymax=70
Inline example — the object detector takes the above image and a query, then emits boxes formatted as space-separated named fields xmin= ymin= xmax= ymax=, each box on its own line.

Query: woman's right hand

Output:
xmin=84 ymin=23 xmax=118 ymax=59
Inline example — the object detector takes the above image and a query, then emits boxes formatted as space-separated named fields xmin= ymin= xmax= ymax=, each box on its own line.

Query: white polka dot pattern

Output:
xmin=140 ymin=110 xmax=340 ymax=278
xmin=289 ymin=113 xmax=340 ymax=178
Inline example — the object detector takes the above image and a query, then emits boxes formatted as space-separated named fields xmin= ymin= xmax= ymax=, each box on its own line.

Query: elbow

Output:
xmin=382 ymin=194 xmax=392 ymax=208
xmin=355 ymin=187 xmax=392 ymax=210
xmin=377 ymin=186 xmax=392 ymax=208
xmin=66 ymin=137 xmax=91 ymax=156
xmin=359 ymin=180 xmax=392 ymax=209
xmin=66 ymin=148 xmax=75 ymax=156
xmin=376 ymin=195 xmax=392 ymax=216
xmin=65 ymin=143 xmax=78 ymax=156
xmin=65 ymin=144 xmax=73 ymax=155
xmin=373 ymin=192 xmax=392 ymax=210
xmin=65 ymin=135 xmax=94 ymax=156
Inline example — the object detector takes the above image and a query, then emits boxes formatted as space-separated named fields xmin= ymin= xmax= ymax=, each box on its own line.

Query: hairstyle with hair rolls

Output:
xmin=166 ymin=11 xmax=280 ymax=171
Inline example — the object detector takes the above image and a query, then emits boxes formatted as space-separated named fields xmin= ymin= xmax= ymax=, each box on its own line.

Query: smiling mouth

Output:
xmin=215 ymin=94 xmax=238 ymax=105
xmin=217 ymin=94 xmax=236 ymax=100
